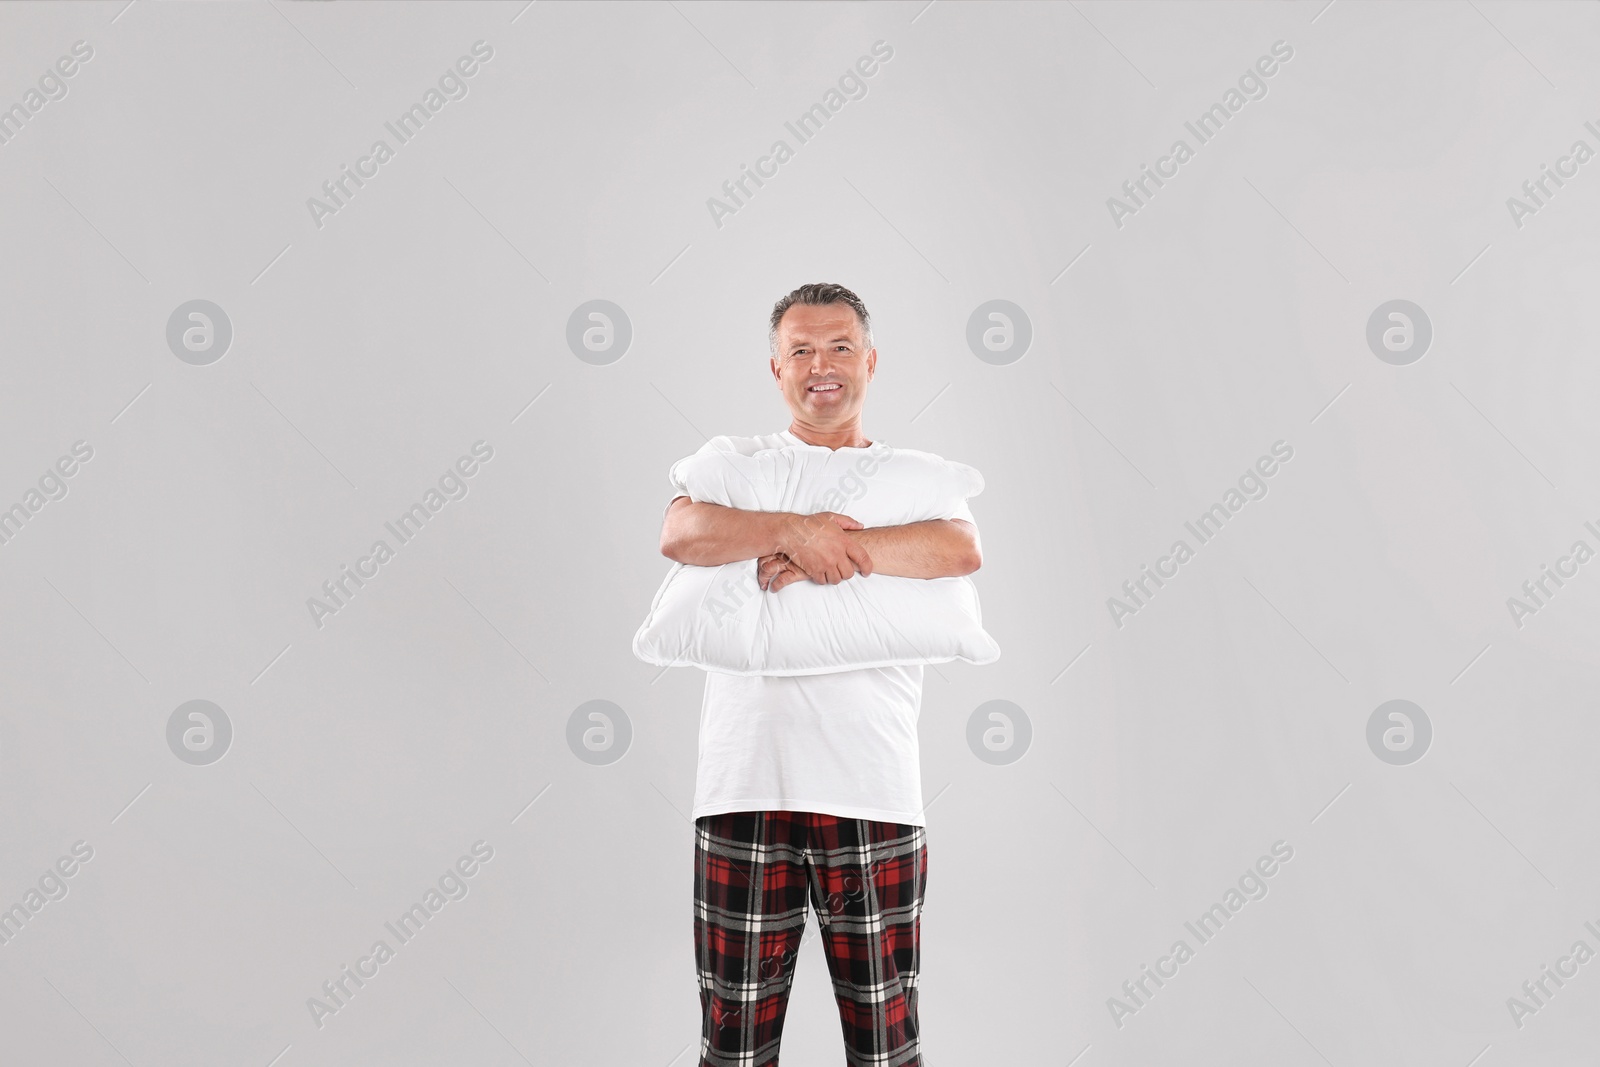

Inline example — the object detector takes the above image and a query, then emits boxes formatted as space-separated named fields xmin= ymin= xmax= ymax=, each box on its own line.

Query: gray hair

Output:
xmin=768 ymin=282 xmax=873 ymax=358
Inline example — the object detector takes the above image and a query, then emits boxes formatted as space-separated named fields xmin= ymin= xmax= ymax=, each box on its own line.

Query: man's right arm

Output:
xmin=659 ymin=496 xmax=789 ymax=567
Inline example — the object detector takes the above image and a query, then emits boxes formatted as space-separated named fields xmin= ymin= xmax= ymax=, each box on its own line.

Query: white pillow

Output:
xmin=633 ymin=441 xmax=1000 ymax=676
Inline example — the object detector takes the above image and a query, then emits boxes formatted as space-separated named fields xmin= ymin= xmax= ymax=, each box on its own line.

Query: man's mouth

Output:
xmin=807 ymin=383 xmax=843 ymax=394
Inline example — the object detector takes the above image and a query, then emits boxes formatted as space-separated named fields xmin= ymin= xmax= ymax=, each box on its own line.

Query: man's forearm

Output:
xmin=660 ymin=499 xmax=790 ymax=566
xmin=844 ymin=519 xmax=980 ymax=578
xmin=664 ymin=498 xmax=980 ymax=578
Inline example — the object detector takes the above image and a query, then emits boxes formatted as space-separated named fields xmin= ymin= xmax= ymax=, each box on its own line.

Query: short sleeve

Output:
xmin=947 ymin=498 xmax=976 ymax=524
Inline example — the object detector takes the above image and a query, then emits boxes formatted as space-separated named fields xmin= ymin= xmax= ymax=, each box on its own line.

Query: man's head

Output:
xmin=768 ymin=283 xmax=876 ymax=438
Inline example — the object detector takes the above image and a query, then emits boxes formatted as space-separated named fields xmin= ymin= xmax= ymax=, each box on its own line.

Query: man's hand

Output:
xmin=772 ymin=511 xmax=873 ymax=586
xmin=756 ymin=551 xmax=807 ymax=593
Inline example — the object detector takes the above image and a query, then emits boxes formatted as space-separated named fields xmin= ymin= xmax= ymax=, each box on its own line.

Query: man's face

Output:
xmin=770 ymin=303 xmax=876 ymax=426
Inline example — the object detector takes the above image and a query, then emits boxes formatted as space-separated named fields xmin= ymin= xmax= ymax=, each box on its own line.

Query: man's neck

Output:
xmin=787 ymin=420 xmax=871 ymax=450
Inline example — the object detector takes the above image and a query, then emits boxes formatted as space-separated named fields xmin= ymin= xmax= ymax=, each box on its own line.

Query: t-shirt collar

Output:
xmin=781 ymin=430 xmax=880 ymax=450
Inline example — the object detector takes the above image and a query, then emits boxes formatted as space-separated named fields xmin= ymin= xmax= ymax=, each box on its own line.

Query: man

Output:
xmin=659 ymin=282 xmax=981 ymax=1067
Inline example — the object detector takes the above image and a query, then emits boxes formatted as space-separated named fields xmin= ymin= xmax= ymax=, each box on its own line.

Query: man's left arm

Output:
xmin=846 ymin=518 xmax=981 ymax=578
xmin=759 ymin=517 xmax=980 ymax=590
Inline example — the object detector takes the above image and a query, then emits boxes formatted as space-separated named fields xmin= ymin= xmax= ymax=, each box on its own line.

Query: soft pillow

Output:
xmin=633 ymin=441 xmax=1000 ymax=676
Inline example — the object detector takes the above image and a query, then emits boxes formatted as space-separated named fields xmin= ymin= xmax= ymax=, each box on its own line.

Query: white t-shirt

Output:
xmin=664 ymin=431 xmax=975 ymax=827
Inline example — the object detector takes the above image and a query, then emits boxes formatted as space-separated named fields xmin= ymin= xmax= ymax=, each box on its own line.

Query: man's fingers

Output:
xmin=846 ymin=541 xmax=874 ymax=578
xmin=826 ymin=512 xmax=864 ymax=531
xmin=757 ymin=551 xmax=807 ymax=593
xmin=769 ymin=561 xmax=808 ymax=592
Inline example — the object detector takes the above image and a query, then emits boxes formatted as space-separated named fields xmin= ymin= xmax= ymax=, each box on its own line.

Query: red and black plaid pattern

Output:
xmin=693 ymin=810 xmax=928 ymax=1067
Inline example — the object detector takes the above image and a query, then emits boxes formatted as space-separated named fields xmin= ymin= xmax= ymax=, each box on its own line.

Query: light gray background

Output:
xmin=2 ymin=1 xmax=1598 ymax=1064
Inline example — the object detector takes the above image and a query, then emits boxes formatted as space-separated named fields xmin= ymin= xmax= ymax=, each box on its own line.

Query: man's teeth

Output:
xmin=809 ymin=384 xmax=841 ymax=392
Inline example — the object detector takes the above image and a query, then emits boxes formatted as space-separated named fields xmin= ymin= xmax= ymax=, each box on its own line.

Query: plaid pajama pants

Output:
xmin=693 ymin=810 xmax=928 ymax=1067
